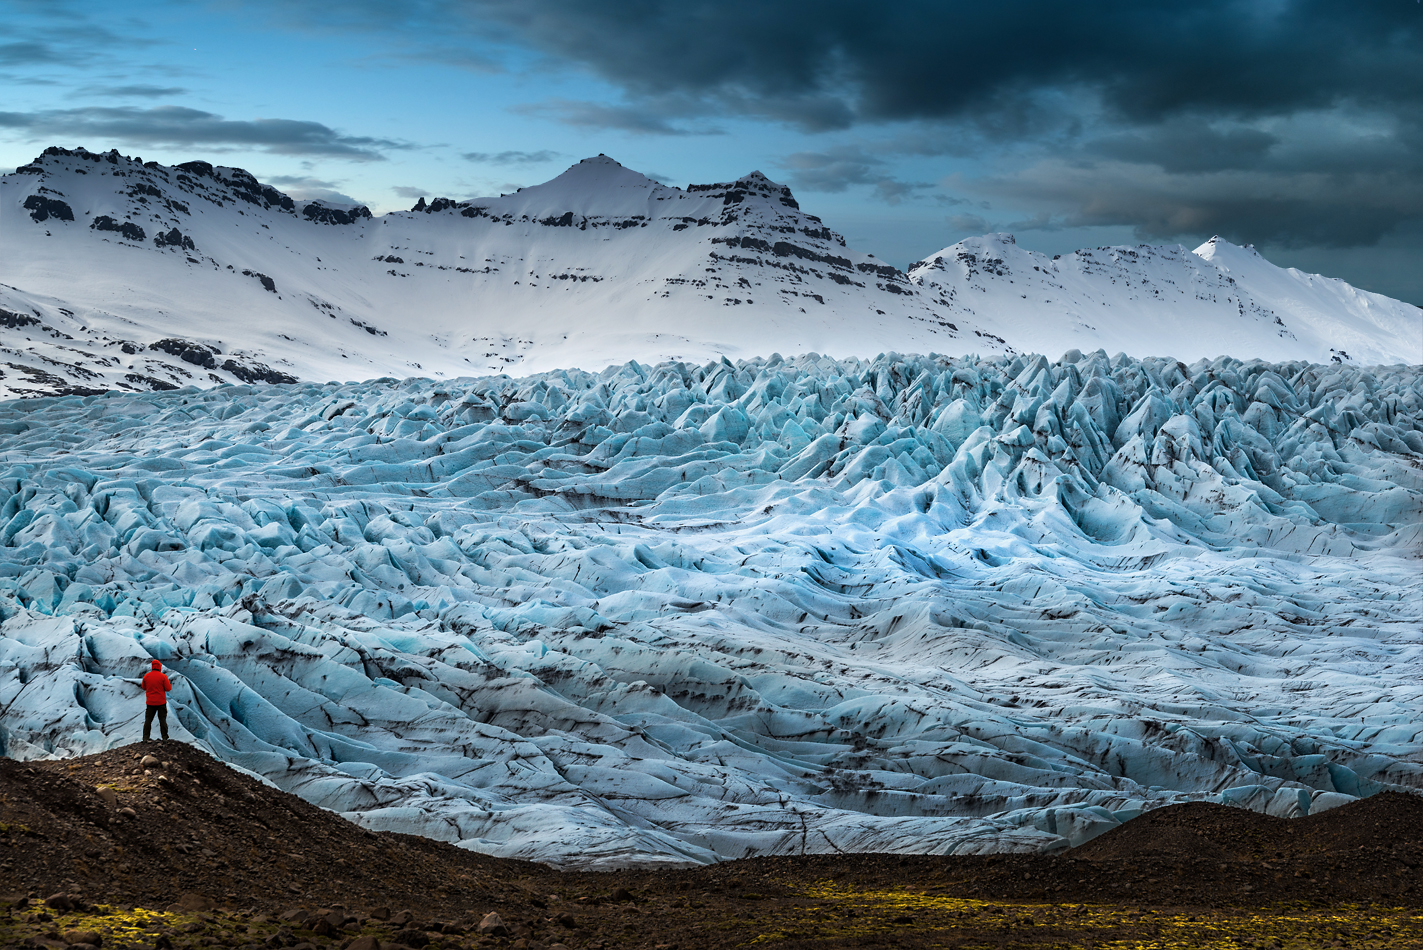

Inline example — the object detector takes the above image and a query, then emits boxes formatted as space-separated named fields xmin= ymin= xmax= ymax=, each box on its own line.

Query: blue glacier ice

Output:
xmin=1 ymin=350 xmax=1419 ymax=867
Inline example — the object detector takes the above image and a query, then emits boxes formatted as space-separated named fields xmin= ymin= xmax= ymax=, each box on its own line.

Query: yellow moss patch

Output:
xmin=0 ymin=904 xmax=407 ymax=950
xmin=0 ymin=905 xmax=270 ymax=949
xmin=748 ymin=879 xmax=1423 ymax=949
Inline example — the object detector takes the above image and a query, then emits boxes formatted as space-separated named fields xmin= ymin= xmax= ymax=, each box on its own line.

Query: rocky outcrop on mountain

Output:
xmin=303 ymin=201 xmax=373 ymax=225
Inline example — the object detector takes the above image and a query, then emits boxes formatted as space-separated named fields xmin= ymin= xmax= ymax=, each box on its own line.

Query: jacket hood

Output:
xmin=151 ymin=659 xmax=162 ymax=669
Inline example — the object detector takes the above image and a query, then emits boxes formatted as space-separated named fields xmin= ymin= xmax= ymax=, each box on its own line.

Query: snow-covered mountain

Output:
xmin=0 ymin=147 xmax=987 ymax=400
xmin=1 ymin=147 xmax=1418 ymax=401
xmin=909 ymin=234 xmax=1420 ymax=368
xmin=2 ymin=351 xmax=1420 ymax=866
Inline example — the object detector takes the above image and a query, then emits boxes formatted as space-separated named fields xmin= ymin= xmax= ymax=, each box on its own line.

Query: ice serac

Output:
xmin=1 ymin=351 xmax=1419 ymax=867
xmin=0 ymin=148 xmax=987 ymax=400
xmin=908 ymin=233 xmax=1421 ymax=366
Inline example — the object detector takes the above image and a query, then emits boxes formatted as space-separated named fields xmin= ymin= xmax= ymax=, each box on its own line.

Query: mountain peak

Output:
xmin=1193 ymin=235 xmax=1262 ymax=264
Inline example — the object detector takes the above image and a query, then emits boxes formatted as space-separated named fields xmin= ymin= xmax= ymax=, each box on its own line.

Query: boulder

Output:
xmin=477 ymin=912 xmax=508 ymax=937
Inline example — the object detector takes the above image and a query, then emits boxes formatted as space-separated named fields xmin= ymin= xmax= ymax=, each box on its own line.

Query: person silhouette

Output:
xmin=142 ymin=658 xmax=172 ymax=741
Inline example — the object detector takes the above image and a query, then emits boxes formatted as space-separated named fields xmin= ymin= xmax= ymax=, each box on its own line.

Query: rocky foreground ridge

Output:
xmin=1 ymin=742 xmax=1420 ymax=950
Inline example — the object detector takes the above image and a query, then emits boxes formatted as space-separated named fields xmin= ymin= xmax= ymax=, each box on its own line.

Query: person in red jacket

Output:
xmin=141 ymin=658 xmax=172 ymax=741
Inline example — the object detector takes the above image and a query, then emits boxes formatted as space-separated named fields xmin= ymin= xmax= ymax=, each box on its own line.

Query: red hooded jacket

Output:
xmin=142 ymin=661 xmax=171 ymax=706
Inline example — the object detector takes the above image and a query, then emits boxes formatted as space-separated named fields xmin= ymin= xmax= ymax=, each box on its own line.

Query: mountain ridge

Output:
xmin=0 ymin=146 xmax=1417 ymax=401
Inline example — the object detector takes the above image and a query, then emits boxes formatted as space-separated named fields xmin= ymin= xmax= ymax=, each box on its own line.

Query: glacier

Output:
xmin=1 ymin=350 xmax=1419 ymax=867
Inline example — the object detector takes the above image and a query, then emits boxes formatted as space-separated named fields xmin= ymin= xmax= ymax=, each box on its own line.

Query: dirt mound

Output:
xmin=0 ymin=741 xmax=546 ymax=915
xmin=1294 ymin=791 xmax=1423 ymax=853
xmin=1074 ymin=800 xmax=1287 ymax=862
xmin=1077 ymin=793 xmax=1423 ymax=865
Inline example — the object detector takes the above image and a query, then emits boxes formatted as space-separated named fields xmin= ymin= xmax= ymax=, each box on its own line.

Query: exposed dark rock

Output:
xmin=180 ymin=161 xmax=296 ymax=212
xmin=153 ymin=228 xmax=196 ymax=252
xmin=0 ymin=309 xmax=42 ymax=330
xmin=221 ymin=359 xmax=297 ymax=385
xmin=539 ymin=211 xmax=576 ymax=227
xmin=149 ymin=339 xmax=219 ymax=369
xmin=303 ymin=203 xmax=373 ymax=225
xmin=241 ymin=270 xmax=277 ymax=293
xmin=712 ymin=235 xmax=772 ymax=254
xmin=857 ymin=260 xmax=904 ymax=279
xmin=349 ymin=319 xmax=387 ymax=337
xmin=176 ymin=160 xmax=215 ymax=178
xmin=89 ymin=216 xmax=145 ymax=242
xmin=23 ymin=195 xmax=75 ymax=224
xmin=771 ymin=241 xmax=853 ymax=271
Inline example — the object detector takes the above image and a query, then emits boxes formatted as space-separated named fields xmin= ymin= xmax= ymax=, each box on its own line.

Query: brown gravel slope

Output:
xmin=0 ymin=741 xmax=542 ymax=915
xmin=2 ymin=741 xmax=1421 ymax=950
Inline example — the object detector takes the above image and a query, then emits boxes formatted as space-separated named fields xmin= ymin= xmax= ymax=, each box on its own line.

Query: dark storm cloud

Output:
xmin=416 ymin=0 xmax=1422 ymax=128
xmin=0 ymin=105 xmax=401 ymax=160
xmin=779 ymin=146 xmax=928 ymax=203
xmin=253 ymin=0 xmax=1423 ymax=251
xmin=976 ymin=157 xmax=1423 ymax=249
xmin=461 ymin=149 xmax=561 ymax=164
xmin=1093 ymin=118 xmax=1281 ymax=174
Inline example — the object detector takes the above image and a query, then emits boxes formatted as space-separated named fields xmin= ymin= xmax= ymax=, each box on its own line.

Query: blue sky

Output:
xmin=3 ymin=0 xmax=1421 ymax=302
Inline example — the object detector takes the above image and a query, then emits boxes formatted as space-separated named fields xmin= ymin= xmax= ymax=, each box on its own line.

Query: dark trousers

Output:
xmin=143 ymin=703 xmax=168 ymax=740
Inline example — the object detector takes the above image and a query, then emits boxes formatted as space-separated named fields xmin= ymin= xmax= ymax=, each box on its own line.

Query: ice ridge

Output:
xmin=0 ymin=349 xmax=1420 ymax=867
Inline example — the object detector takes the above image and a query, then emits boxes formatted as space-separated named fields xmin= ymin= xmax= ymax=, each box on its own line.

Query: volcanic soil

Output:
xmin=2 ymin=741 xmax=1421 ymax=949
